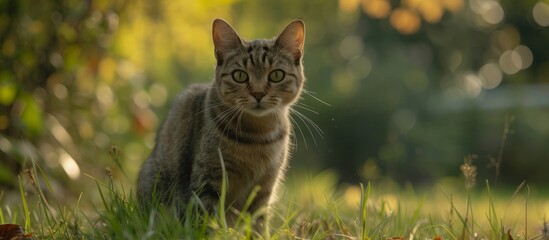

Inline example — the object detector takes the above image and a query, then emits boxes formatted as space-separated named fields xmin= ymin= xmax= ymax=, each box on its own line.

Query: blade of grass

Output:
xmin=30 ymin=161 xmax=58 ymax=225
xmin=325 ymin=195 xmax=350 ymax=236
xmin=91 ymin=175 xmax=110 ymax=211
xmin=217 ymin=148 xmax=228 ymax=230
xmin=18 ymin=175 xmax=31 ymax=230
xmin=0 ymin=192 xmax=4 ymax=224
xmin=486 ymin=180 xmax=499 ymax=239
xmin=34 ymin=162 xmax=69 ymax=238
xmin=524 ymin=184 xmax=530 ymax=240
xmin=410 ymin=195 xmax=425 ymax=229
xmin=502 ymin=180 xmax=526 ymax=222
xmin=359 ymin=182 xmax=371 ymax=240
xmin=441 ymin=188 xmax=469 ymax=235
xmin=235 ymin=185 xmax=261 ymax=227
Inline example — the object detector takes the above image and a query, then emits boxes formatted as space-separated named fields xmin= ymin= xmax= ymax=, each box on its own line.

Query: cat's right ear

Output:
xmin=212 ymin=19 xmax=243 ymax=65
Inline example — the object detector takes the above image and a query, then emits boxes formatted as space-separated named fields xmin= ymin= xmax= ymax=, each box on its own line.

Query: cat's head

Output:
xmin=212 ymin=19 xmax=305 ymax=117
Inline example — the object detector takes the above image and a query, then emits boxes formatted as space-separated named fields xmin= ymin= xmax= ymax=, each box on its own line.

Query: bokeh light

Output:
xmin=463 ymin=73 xmax=482 ymax=98
xmin=495 ymin=26 xmax=520 ymax=50
xmin=499 ymin=50 xmax=522 ymax=75
xmin=471 ymin=0 xmax=504 ymax=25
xmin=390 ymin=8 xmax=421 ymax=35
xmin=514 ymin=45 xmax=533 ymax=70
xmin=339 ymin=0 xmax=361 ymax=13
xmin=339 ymin=35 xmax=364 ymax=60
xmin=478 ymin=62 xmax=502 ymax=89
xmin=533 ymin=2 xmax=549 ymax=27
xmin=60 ymin=151 xmax=81 ymax=180
xmin=417 ymin=0 xmax=444 ymax=23
xmin=443 ymin=0 xmax=464 ymax=13
xmin=149 ymin=84 xmax=168 ymax=107
xmin=362 ymin=0 xmax=391 ymax=19
xmin=347 ymin=55 xmax=372 ymax=79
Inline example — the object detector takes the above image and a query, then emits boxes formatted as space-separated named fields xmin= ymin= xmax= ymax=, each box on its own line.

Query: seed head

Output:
xmin=460 ymin=155 xmax=477 ymax=189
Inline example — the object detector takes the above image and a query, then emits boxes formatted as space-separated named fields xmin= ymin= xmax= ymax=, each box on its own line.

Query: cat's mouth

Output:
xmin=246 ymin=104 xmax=274 ymax=117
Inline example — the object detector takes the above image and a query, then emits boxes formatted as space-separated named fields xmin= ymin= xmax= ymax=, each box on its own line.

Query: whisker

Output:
xmin=291 ymin=109 xmax=318 ymax=147
xmin=221 ymin=107 xmax=242 ymax=141
xmin=303 ymin=89 xmax=331 ymax=107
xmin=291 ymin=109 xmax=325 ymax=137
xmin=236 ymin=108 xmax=244 ymax=140
xmin=194 ymin=102 xmax=226 ymax=117
xmin=294 ymin=104 xmax=319 ymax=115
xmin=288 ymin=114 xmax=306 ymax=150
xmin=205 ymin=106 xmax=239 ymax=143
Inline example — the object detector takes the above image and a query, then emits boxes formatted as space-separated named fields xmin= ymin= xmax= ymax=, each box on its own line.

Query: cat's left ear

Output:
xmin=275 ymin=20 xmax=305 ymax=65
xmin=212 ymin=19 xmax=243 ymax=64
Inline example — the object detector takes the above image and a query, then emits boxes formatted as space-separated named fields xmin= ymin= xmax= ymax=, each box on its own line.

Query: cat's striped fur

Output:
xmin=137 ymin=19 xmax=305 ymax=224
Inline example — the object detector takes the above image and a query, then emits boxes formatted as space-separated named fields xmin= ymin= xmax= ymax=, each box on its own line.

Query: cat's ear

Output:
xmin=212 ymin=19 xmax=243 ymax=64
xmin=275 ymin=20 xmax=305 ymax=65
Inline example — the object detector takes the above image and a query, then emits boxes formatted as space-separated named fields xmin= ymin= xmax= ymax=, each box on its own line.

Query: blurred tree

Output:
xmin=0 ymin=0 xmax=235 ymax=193
xmin=1 ymin=0 xmax=548 ymax=196
xmin=0 ymin=0 xmax=127 ymax=188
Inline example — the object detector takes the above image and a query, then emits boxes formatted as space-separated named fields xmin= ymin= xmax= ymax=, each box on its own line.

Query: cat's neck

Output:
xmin=240 ymin=109 xmax=288 ymax=132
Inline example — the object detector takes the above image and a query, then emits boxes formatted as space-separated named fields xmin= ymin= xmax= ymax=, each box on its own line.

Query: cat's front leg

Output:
xmin=193 ymin=180 xmax=221 ymax=212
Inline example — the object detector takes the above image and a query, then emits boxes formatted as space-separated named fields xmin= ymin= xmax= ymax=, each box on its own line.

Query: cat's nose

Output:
xmin=251 ymin=92 xmax=266 ymax=102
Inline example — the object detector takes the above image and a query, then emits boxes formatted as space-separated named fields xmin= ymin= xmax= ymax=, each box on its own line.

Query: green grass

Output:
xmin=1 ymin=166 xmax=548 ymax=239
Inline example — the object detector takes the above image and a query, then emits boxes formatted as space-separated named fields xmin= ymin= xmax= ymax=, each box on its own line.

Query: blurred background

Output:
xmin=1 ymin=0 xmax=548 ymax=202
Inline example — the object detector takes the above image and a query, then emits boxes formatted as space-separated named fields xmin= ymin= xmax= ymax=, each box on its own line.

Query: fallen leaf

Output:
xmin=507 ymin=229 xmax=514 ymax=240
xmin=0 ymin=224 xmax=33 ymax=240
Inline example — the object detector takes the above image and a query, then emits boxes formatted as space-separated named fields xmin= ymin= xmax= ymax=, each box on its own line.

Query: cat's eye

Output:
xmin=269 ymin=70 xmax=285 ymax=83
xmin=232 ymin=70 xmax=249 ymax=83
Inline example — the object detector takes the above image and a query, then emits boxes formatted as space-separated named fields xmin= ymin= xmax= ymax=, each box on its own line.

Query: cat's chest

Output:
xmin=206 ymin=132 xmax=288 ymax=174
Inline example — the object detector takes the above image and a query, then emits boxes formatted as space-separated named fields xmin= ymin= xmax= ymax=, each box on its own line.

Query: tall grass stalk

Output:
xmin=17 ymin=175 xmax=30 ymax=231
xmin=217 ymin=148 xmax=229 ymax=230
xmin=2 ymin=163 xmax=547 ymax=239
xmin=359 ymin=182 xmax=371 ymax=240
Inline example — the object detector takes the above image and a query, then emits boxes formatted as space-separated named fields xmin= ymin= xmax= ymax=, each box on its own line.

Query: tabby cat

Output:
xmin=137 ymin=19 xmax=305 ymax=225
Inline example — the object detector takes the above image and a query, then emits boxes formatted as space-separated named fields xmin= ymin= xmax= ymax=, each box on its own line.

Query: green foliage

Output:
xmin=1 ymin=167 xmax=547 ymax=239
xmin=1 ymin=1 xmax=549 ymax=238
xmin=1 ymin=0 xmax=549 ymax=194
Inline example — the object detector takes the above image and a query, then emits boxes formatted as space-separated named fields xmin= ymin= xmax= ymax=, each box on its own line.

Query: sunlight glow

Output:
xmin=133 ymin=90 xmax=150 ymax=108
xmin=479 ymin=62 xmax=502 ymax=89
xmin=462 ymin=73 xmax=482 ymax=98
xmin=60 ymin=151 xmax=81 ymax=179
xmin=470 ymin=0 xmax=504 ymax=25
xmin=343 ymin=185 xmax=361 ymax=209
xmin=339 ymin=0 xmax=361 ymax=13
xmin=533 ymin=2 xmax=549 ymax=27
xmin=96 ymin=84 xmax=114 ymax=106
xmin=149 ymin=84 xmax=168 ymax=107
xmin=347 ymin=55 xmax=372 ymax=79
xmin=418 ymin=0 xmax=444 ymax=23
xmin=495 ymin=26 xmax=520 ymax=50
xmin=390 ymin=8 xmax=421 ymax=35
xmin=499 ymin=50 xmax=522 ymax=75
xmin=53 ymin=84 xmax=68 ymax=99
xmin=514 ymin=45 xmax=533 ymax=70
xmin=443 ymin=0 xmax=464 ymax=13
xmin=50 ymin=115 xmax=73 ymax=145
xmin=362 ymin=0 xmax=391 ymax=19
xmin=331 ymin=70 xmax=358 ymax=95
xmin=339 ymin=35 xmax=364 ymax=60
xmin=482 ymin=1 xmax=504 ymax=24
xmin=78 ymin=121 xmax=94 ymax=140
